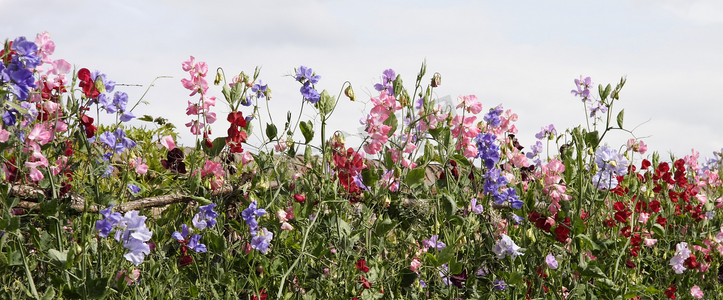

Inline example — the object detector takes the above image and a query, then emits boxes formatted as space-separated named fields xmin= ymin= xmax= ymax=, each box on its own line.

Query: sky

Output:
xmin=2 ymin=0 xmax=722 ymax=159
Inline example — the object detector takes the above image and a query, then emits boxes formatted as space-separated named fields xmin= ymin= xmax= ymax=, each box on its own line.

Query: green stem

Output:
xmin=276 ymin=204 xmax=323 ymax=298
xmin=18 ymin=236 xmax=40 ymax=300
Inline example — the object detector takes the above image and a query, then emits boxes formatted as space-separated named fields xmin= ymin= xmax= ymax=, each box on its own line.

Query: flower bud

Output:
xmin=264 ymin=87 xmax=272 ymax=100
xmin=431 ymin=72 xmax=442 ymax=87
xmin=344 ymin=85 xmax=355 ymax=101
xmin=214 ymin=71 xmax=223 ymax=86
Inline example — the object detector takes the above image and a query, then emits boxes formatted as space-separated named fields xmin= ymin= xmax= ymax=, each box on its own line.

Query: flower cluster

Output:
xmin=172 ymin=203 xmax=217 ymax=266
xmin=593 ymin=145 xmax=629 ymax=190
xmin=362 ymin=90 xmax=400 ymax=155
xmin=242 ymin=201 xmax=273 ymax=254
xmin=492 ymin=234 xmax=524 ymax=259
xmin=96 ymin=206 xmax=153 ymax=266
xmin=182 ymin=56 xmax=216 ymax=146
xmin=295 ymin=65 xmax=321 ymax=103
xmin=451 ymin=95 xmax=482 ymax=158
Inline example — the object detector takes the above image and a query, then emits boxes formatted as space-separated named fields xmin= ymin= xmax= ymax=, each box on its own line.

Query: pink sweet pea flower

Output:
xmin=28 ymin=124 xmax=52 ymax=145
xmin=160 ymin=135 xmax=177 ymax=151
xmin=690 ymin=286 xmax=703 ymax=299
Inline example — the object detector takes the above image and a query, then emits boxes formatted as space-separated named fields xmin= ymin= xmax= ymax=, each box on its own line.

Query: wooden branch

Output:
xmin=11 ymin=183 xmax=243 ymax=213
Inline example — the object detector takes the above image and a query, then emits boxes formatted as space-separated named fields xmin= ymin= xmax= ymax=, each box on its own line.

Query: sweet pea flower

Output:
xmin=492 ymin=234 xmax=524 ymax=259
xmin=545 ymin=254 xmax=558 ymax=269
xmin=690 ymin=286 xmax=704 ymax=299
xmin=192 ymin=203 xmax=219 ymax=230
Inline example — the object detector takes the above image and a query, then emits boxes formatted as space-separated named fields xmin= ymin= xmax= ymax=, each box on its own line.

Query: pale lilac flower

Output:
xmin=545 ymin=254 xmax=558 ymax=269
xmin=251 ymin=227 xmax=273 ymax=254
xmin=669 ymin=242 xmax=691 ymax=274
xmin=470 ymin=198 xmax=484 ymax=214
xmin=422 ymin=235 xmax=446 ymax=251
xmin=492 ymin=234 xmax=524 ymax=259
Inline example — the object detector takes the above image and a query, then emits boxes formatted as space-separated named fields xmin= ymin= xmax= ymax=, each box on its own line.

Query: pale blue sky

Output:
xmin=2 ymin=0 xmax=722 ymax=158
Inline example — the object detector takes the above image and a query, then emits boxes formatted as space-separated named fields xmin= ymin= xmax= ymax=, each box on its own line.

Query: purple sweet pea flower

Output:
xmin=250 ymin=227 xmax=273 ymax=254
xmin=96 ymin=205 xmax=122 ymax=238
xmin=493 ymin=279 xmax=507 ymax=290
xmin=422 ymin=235 xmax=446 ymax=251
xmin=295 ymin=66 xmax=321 ymax=84
xmin=484 ymin=105 xmax=504 ymax=127
xmin=470 ymin=198 xmax=484 ymax=214
xmin=172 ymin=224 xmax=207 ymax=253
xmin=352 ymin=173 xmax=370 ymax=192
xmin=111 ymin=210 xmax=153 ymax=266
xmin=242 ymin=201 xmax=267 ymax=234
xmin=192 ymin=203 xmax=219 ymax=230
xmin=300 ymin=82 xmax=321 ymax=103
xmin=127 ymin=184 xmax=141 ymax=194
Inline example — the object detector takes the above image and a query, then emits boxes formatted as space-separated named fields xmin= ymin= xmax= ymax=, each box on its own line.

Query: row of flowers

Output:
xmin=1 ymin=32 xmax=722 ymax=299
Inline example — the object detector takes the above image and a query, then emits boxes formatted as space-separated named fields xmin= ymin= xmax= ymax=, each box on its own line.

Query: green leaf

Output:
xmin=41 ymin=287 xmax=56 ymax=300
xmin=405 ymin=167 xmax=426 ymax=187
xmin=601 ymin=83 xmax=612 ymax=100
xmin=651 ymin=223 xmax=665 ymax=237
xmin=575 ymin=234 xmax=600 ymax=251
xmin=399 ymin=268 xmax=418 ymax=287
xmin=616 ymin=109 xmax=625 ymax=128
xmin=435 ymin=247 xmax=454 ymax=266
xmin=187 ymin=195 xmax=212 ymax=205
xmin=202 ymin=137 xmax=226 ymax=157
xmin=300 ymin=121 xmax=314 ymax=144
xmin=266 ymin=123 xmax=277 ymax=140
xmin=362 ymin=167 xmax=379 ymax=188
xmin=221 ymin=85 xmax=232 ymax=102
xmin=584 ymin=130 xmax=599 ymax=148
xmin=317 ymin=90 xmax=334 ymax=116
xmin=47 ymin=249 xmax=68 ymax=268
xmin=383 ymin=113 xmax=398 ymax=137
xmin=375 ymin=217 xmax=396 ymax=236
xmin=442 ymin=193 xmax=457 ymax=218
xmin=138 ymin=115 xmax=154 ymax=122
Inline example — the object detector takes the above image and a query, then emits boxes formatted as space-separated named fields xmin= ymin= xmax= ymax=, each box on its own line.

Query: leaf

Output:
xmin=317 ymin=89 xmax=335 ymax=116
xmin=265 ymin=123 xmax=277 ymax=140
xmin=584 ymin=130 xmax=599 ymax=148
xmin=575 ymin=234 xmax=600 ymax=251
xmin=138 ymin=115 xmax=154 ymax=122
xmin=383 ymin=113 xmax=398 ymax=137
xmin=299 ymin=121 xmax=314 ymax=144
xmin=442 ymin=193 xmax=457 ymax=218
xmin=602 ymin=83 xmax=612 ymax=100
xmin=47 ymin=249 xmax=68 ymax=268
xmin=616 ymin=109 xmax=625 ymax=128
xmin=651 ymin=223 xmax=665 ymax=237
xmin=202 ymin=137 xmax=226 ymax=157
xmin=435 ymin=247 xmax=454 ymax=266
xmin=41 ymin=287 xmax=56 ymax=300
xmin=375 ymin=217 xmax=396 ymax=236
xmin=405 ymin=167 xmax=426 ymax=187
xmin=399 ymin=268 xmax=418 ymax=287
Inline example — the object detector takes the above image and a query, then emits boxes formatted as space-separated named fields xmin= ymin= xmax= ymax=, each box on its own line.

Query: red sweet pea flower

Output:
xmin=359 ymin=276 xmax=371 ymax=289
xmin=649 ymin=200 xmax=661 ymax=213
xmin=80 ymin=113 xmax=97 ymax=138
xmin=641 ymin=159 xmax=651 ymax=169
xmin=293 ymin=194 xmax=306 ymax=203
xmin=355 ymin=259 xmax=370 ymax=273
xmin=664 ymin=285 xmax=676 ymax=299
xmin=77 ymin=68 xmax=100 ymax=99
xmin=225 ymin=111 xmax=248 ymax=153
